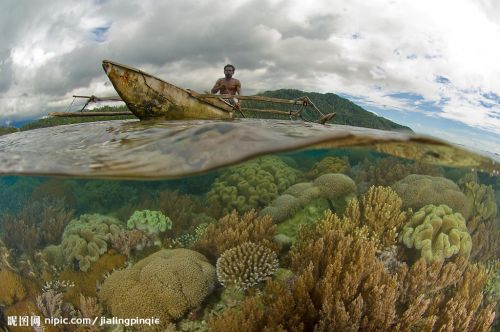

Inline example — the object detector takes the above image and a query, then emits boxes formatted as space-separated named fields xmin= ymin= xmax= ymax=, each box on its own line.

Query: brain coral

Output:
xmin=207 ymin=156 xmax=301 ymax=217
xmin=261 ymin=173 xmax=356 ymax=224
xmin=392 ymin=174 xmax=470 ymax=219
xmin=216 ymin=242 xmax=279 ymax=290
xmin=400 ymin=204 xmax=472 ymax=262
xmin=61 ymin=214 xmax=122 ymax=272
xmin=98 ymin=249 xmax=216 ymax=323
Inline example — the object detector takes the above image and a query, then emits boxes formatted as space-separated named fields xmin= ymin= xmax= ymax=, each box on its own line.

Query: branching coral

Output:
xmin=157 ymin=190 xmax=205 ymax=234
xmin=343 ymin=186 xmax=408 ymax=249
xmin=392 ymin=174 xmax=470 ymax=219
xmin=194 ymin=210 xmax=279 ymax=262
xmin=216 ymin=242 xmax=279 ymax=290
xmin=0 ymin=269 xmax=26 ymax=306
xmin=400 ymin=204 xmax=472 ymax=262
xmin=98 ymin=249 xmax=216 ymax=324
xmin=208 ymin=210 xmax=495 ymax=331
xmin=207 ymin=156 xmax=302 ymax=218
xmin=0 ymin=215 xmax=39 ymax=255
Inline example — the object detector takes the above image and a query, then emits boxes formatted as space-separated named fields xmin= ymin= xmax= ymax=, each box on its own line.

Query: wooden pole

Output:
xmin=49 ymin=111 xmax=133 ymax=117
xmin=195 ymin=93 xmax=306 ymax=105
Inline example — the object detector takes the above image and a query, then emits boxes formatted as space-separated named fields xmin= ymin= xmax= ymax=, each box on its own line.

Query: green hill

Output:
xmin=239 ymin=89 xmax=413 ymax=132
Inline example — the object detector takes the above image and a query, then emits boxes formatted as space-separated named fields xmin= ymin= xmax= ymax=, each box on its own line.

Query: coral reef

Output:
xmin=157 ymin=190 xmax=205 ymax=234
xmin=468 ymin=219 xmax=500 ymax=262
xmin=216 ymin=242 xmax=279 ymax=290
xmin=0 ymin=215 xmax=39 ymax=255
xmin=208 ymin=210 xmax=495 ymax=331
xmin=261 ymin=173 xmax=356 ymax=224
xmin=400 ymin=204 xmax=472 ymax=262
xmin=127 ymin=209 xmax=171 ymax=234
xmin=307 ymin=156 xmax=350 ymax=179
xmin=353 ymin=157 xmax=441 ymax=193
xmin=206 ymin=156 xmax=301 ymax=218
xmin=98 ymin=249 xmax=216 ymax=325
xmin=60 ymin=253 xmax=126 ymax=307
xmin=61 ymin=214 xmax=123 ymax=272
xmin=463 ymin=182 xmax=497 ymax=224
xmin=343 ymin=185 xmax=408 ymax=249
xmin=1 ymin=199 xmax=74 ymax=255
xmin=109 ymin=229 xmax=155 ymax=257
xmin=0 ymin=268 xmax=26 ymax=306
xmin=36 ymin=290 xmax=72 ymax=318
xmin=194 ymin=210 xmax=278 ymax=262
xmin=392 ymin=174 xmax=470 ymax=219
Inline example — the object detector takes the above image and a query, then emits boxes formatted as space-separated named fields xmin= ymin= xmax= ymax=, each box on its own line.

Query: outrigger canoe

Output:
xmin=102 ymin=60 xmax=234 ymax=120
xmin=51 ymin=60 xmax=336 ymax=123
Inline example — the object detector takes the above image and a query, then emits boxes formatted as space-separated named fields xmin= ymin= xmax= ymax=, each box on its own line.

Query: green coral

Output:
xmin=392 ymin=174 xmax=470 ymax=219
xmin=463 ymin=182 xmax=497 ymax=224
xmin=61 ymin=213 xmax=122 ymax=272
xmin=261 ymin=173 xmax=356 ymax=224
xmin=277 ymin=199 xmax=330 ymax=240
xmin=127 ymin=210 xmax=172 ymax=235
xmin=307 ymin=156 xmax=350 ymax=179
xmin=207 ymin=156 xmax=301 ymax=217
xmin=400 ymin=204 xmax=472 ymax=262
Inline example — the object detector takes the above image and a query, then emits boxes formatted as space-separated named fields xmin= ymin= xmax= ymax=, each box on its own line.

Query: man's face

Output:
xmin=224 ymin=67 xmax=234 ymax=79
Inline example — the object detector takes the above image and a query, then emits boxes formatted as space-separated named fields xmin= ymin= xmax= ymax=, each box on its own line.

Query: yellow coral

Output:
xmin=0 ymin=269 xmax=26 ymax=306
xmin=400 ymin=204 xmax=472 ymax=262
xmin=343 ymin=185 xmax=408 ymax=249
xmin=98 ymin=249 xmax=216 ymax=324
xmin=392 ymin=174 xmax=470 ymax=219
xmin=207 ymin=156 xmax=301 ymax=217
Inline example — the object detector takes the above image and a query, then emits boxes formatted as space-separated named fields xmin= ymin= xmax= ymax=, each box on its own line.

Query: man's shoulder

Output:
xmin=233 ymin=78 xmax=241 ymax=84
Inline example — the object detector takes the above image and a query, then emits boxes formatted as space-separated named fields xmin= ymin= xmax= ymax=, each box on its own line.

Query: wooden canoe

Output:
xmin=102 ymin=60 xmax=234 ymax=120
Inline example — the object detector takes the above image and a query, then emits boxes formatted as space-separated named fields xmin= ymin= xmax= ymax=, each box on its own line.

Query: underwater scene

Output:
xmin=0 ymin=120 xmax=498 ymax=331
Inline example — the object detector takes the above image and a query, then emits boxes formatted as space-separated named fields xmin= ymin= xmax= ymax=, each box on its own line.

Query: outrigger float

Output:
xmin=50 ymin=60 xmax=336 ymax=124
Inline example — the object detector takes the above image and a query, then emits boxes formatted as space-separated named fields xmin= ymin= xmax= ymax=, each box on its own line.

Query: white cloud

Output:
xmin=0 ymin=0 xmax=498 ymax=150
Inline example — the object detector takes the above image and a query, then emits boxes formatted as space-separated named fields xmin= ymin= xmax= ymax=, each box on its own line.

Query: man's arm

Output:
xmin=235 ymin=79 xmax=241 ymax=95
xmin=211 ymin=79 xmax=222 ymax=94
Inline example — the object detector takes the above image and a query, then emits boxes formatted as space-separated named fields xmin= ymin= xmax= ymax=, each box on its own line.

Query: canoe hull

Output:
xmin=102 ymin=60 xmax=234 ymax=120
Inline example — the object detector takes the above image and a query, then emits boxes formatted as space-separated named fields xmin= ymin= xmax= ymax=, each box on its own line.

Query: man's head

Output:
xmin=224 ymin=64 xmax=235 ymax=78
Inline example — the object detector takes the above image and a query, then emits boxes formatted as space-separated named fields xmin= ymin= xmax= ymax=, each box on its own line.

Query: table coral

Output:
xmin=61 ymin=214 xmax=123 ymax=272
xmin=207 ymin=156 xmax=301 ymax=217
xmin=400 ymin=204 xmax=472 ymax=262
xmin=392 ymin=174 xmax=470 ymax=219
xmin=98 ymin=249 xmax=216 ymax=325
xmin=216 ymin=242 xmax=279 ymax=290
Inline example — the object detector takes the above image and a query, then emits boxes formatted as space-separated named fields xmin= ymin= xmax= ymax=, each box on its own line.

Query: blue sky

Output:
xmin=0 ymin=0 xmax=498 ymax=154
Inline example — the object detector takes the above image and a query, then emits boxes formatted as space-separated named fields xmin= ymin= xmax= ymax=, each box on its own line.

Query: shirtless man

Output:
xmin=211 ymin=64 xmax=241 ymax=100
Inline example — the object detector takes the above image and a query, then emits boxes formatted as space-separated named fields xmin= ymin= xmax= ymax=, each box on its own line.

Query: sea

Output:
xmin=0 ymin=118 xmax=498 ymax=332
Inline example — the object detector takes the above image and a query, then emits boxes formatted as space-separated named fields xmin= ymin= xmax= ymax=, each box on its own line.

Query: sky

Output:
xmin=0 ymin=0 xmax=499 ymax=155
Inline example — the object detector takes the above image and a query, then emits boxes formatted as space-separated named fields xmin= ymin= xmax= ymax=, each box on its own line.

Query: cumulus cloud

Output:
xmin=0 ymin=0 xmax=499 ymax=144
